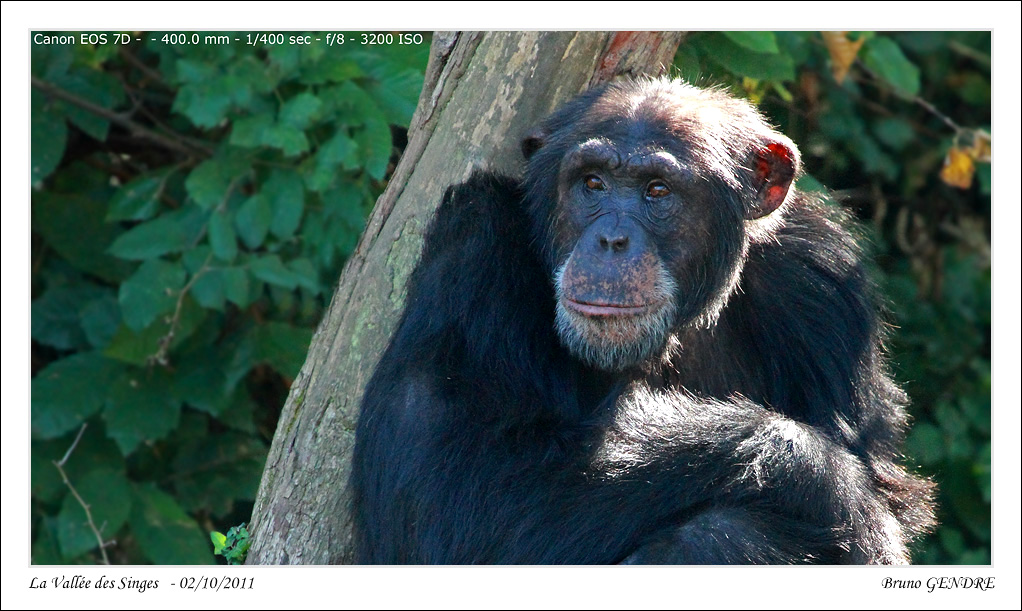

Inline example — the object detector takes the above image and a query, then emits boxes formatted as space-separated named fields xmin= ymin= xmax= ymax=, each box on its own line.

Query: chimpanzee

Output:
xmin=350 ymin=78 xmax=935 ymax=564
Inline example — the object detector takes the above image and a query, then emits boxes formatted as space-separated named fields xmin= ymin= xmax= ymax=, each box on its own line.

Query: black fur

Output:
xmin=350 ymin=79 xmax=934 ymax=564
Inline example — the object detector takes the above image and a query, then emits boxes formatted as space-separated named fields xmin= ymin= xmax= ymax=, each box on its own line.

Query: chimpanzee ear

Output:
xmin=521 ymin=127 xmax=549 ymax=160
xmin=747 ymin=140 xmax=798 ymax=220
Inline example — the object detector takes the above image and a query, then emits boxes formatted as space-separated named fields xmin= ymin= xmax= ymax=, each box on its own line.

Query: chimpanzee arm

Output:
xmin=602 ymin=389 xmax=903 ymax=564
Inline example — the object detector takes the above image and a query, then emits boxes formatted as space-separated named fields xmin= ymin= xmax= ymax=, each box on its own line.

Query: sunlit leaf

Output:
xmin=940 ymin=147 xmax=975 ymax=189
xmin=862 ymin=36 xmax=920 ymax=98
xmin=723 ymin=31 xmax=779 ymax=54
xmin=821 ymin=31 xmax=866 ymax=84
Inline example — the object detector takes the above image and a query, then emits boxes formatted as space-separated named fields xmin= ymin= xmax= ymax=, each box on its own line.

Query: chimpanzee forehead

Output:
xmin=579 ymin=95 xmax=736 ymax=150
xmin=562 ymin=136 xmax=692 ymax=177
xmin=564 ymin=115 xmax=722 ymax=178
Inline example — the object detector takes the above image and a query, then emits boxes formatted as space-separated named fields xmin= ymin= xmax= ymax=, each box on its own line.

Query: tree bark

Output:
xmin=246 ymin=30 xmax=686 ymax=565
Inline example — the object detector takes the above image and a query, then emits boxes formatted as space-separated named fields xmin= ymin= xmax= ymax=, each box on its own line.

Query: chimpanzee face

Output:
xmin=523 ymin=80 xmax=798 ymax=371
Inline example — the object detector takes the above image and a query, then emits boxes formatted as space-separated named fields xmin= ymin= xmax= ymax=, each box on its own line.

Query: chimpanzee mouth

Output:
xmin=562 ymin=298 xmax=662 ymax=318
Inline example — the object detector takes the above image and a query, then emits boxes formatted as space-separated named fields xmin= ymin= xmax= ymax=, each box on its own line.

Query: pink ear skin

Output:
xmin=747 ymin=142 xmax=797 ymax=220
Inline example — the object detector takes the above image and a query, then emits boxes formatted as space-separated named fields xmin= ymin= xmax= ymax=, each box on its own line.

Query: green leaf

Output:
xmin=300 ymin=58 xmax=363 ymax=85
xmin=872 ymin=118 xmax=916 ymax=151
xmin=226 ymin=54 xmax=272 ymax=98
xmin=53 ymin=69 xmax=124 ymax=141
xmin=186 ymin=158 xmax=241 ymax=211
xmin=32 ymin=36 xmax=73 ymax=80
xmin=279 ymin=91 xmax=322 ymax=130
xmin=173 ymin=78 xmax=234 ymax=129
xmin=268 ymin=44 xmax=300 ymax=73
xmin=774 ymin=31 xmax=813 ymax=65
xmin=694 ymin=33 xmax=796 ymax=82
xmin=221 ymin=267 xmax=252 ymax=307
xmin=129 ymin=483 xmax=214 ymax=564
xmin=262 ymin=124 xmax=309 ymax=157
xmin=302 ymin=131 xmax=357 ymax=192
xmin=862 ymin=36 xmax=920 ymax=98
xmin=31 ymin=100 xmax=67 ymax=183
xmin=190 ymin=268 xmax=226 ymax=310
xmin=33 ymin=192 xmax=135 ymax=282
xmin=251 ymin=322 xmax=313 ymax=378
xmin=211 ymin=531 xmax=227 ymax=554
xmin=103 ymin=371 xmax=182 ymax=455
xmin=103 ymin=298 xmax=207 ymax=366
xmin=288 ymin=257 xmax=320 ymax=293
xmin=172 ymin=431 xmax=268 ymax=516
xmin=364 ymin=69 xmax=425 ymax=126
xmin=118 ymin=259 xmax=186 ymax=331
xmin=249 ymin=254 xmax=299 ymax=289
xmin=221 ymin=524 xmax=251 ymax=565
xmin=235 ymin=193 xmax=272 ymax=249
xmin=31 ymin=519 xmax=62 ymax=565
xmin=355 ymin=115 xmax=392 ymax=180
xmin=722 ymin=31 xmax=779 ymax=54
xmin=32 ymin=352 xmax=123 ymax=439
xmin=230 ymin=114 xmax=273 ymax=148
xmin=106 ymin=171 xmax=172 ymax=222
xmin=107 ymin=207 xmax=202 ymax=261
xmin=31 ymin=284 xmax=108 ymax=350
xmin=264 ymin=170 xmax=305 ymax=239
xmin=56 ymin=468 xmax=132 ymax=559
xmin=795 ymin=174 xmax=828 ymax=194
xmin=32 ymin=424 xmax=126 ymax=504
xmin=208 ymin=209 xmax=238 ymax=262
xmin=174 ymin=58 xmax=217 ymax=84
xmin=78 ymin=295 xmax=119 ymax=349
xmin=217 ymin=392 xmax=257 ymax=434
xmin=170 ymin=350 xmax=231 ymax=415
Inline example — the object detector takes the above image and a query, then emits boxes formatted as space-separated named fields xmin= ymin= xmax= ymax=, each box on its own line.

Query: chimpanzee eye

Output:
xmin=646 ymin=181 xmax=671 ymax=199
xmin=584 ymin=175 xmax=605 ymax=191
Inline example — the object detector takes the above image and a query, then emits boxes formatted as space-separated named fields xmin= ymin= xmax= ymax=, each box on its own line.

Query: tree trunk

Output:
xmin=246 ymin=30 xmax=686 ymax=565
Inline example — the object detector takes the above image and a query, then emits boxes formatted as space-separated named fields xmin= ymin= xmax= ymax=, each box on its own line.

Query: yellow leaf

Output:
xmin=822 ymin=32 xmax=865 ymax=84
xmin=940 ymin=147 xmax=975 ymax=189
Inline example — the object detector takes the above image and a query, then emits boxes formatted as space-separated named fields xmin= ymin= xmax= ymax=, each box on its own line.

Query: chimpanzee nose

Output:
xmin=598 ymin=233 xmax=630 ymax=253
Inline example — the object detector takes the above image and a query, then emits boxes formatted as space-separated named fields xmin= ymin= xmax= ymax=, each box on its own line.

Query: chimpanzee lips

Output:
xmin=563 ymin=297 xmax=659 ymax=318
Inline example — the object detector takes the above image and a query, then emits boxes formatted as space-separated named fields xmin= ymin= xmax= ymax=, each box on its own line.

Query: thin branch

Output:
xmin=55 ymin=423 xmax=89 ymax=467
xmin=912 ymin=94 xmax=961 ymax=133
xmin=122 ymin=84 xmax=214 ymax=154
xmin=31 ymin=75 xmax=211 ymax=157
xmin=151 ymin=245 xmax=219 ymax=366
xmin=948 ymin=40 xmax=991 ymax=69
xmin=117 ymin=46 xmax=173 ymax=90
xmin=852 ymin=62 xmax=962 ymax=134
xmin=53 ymin=424 xmax=114 ymax=565
xmin=151 ymin=172 xmax=246 ymax=365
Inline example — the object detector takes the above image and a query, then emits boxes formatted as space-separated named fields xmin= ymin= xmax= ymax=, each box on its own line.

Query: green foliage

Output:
xmin=676 ymin=32 xmax=991 ymax=564
xmin=211 ymin=523 xmax=251 ymax=565
xmin=31 ymin=31 xmax=429 ymax=564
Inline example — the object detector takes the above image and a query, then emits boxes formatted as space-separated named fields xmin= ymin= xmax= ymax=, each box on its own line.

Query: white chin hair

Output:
xmin=553 ymin=265 xmax=679 ymax=372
